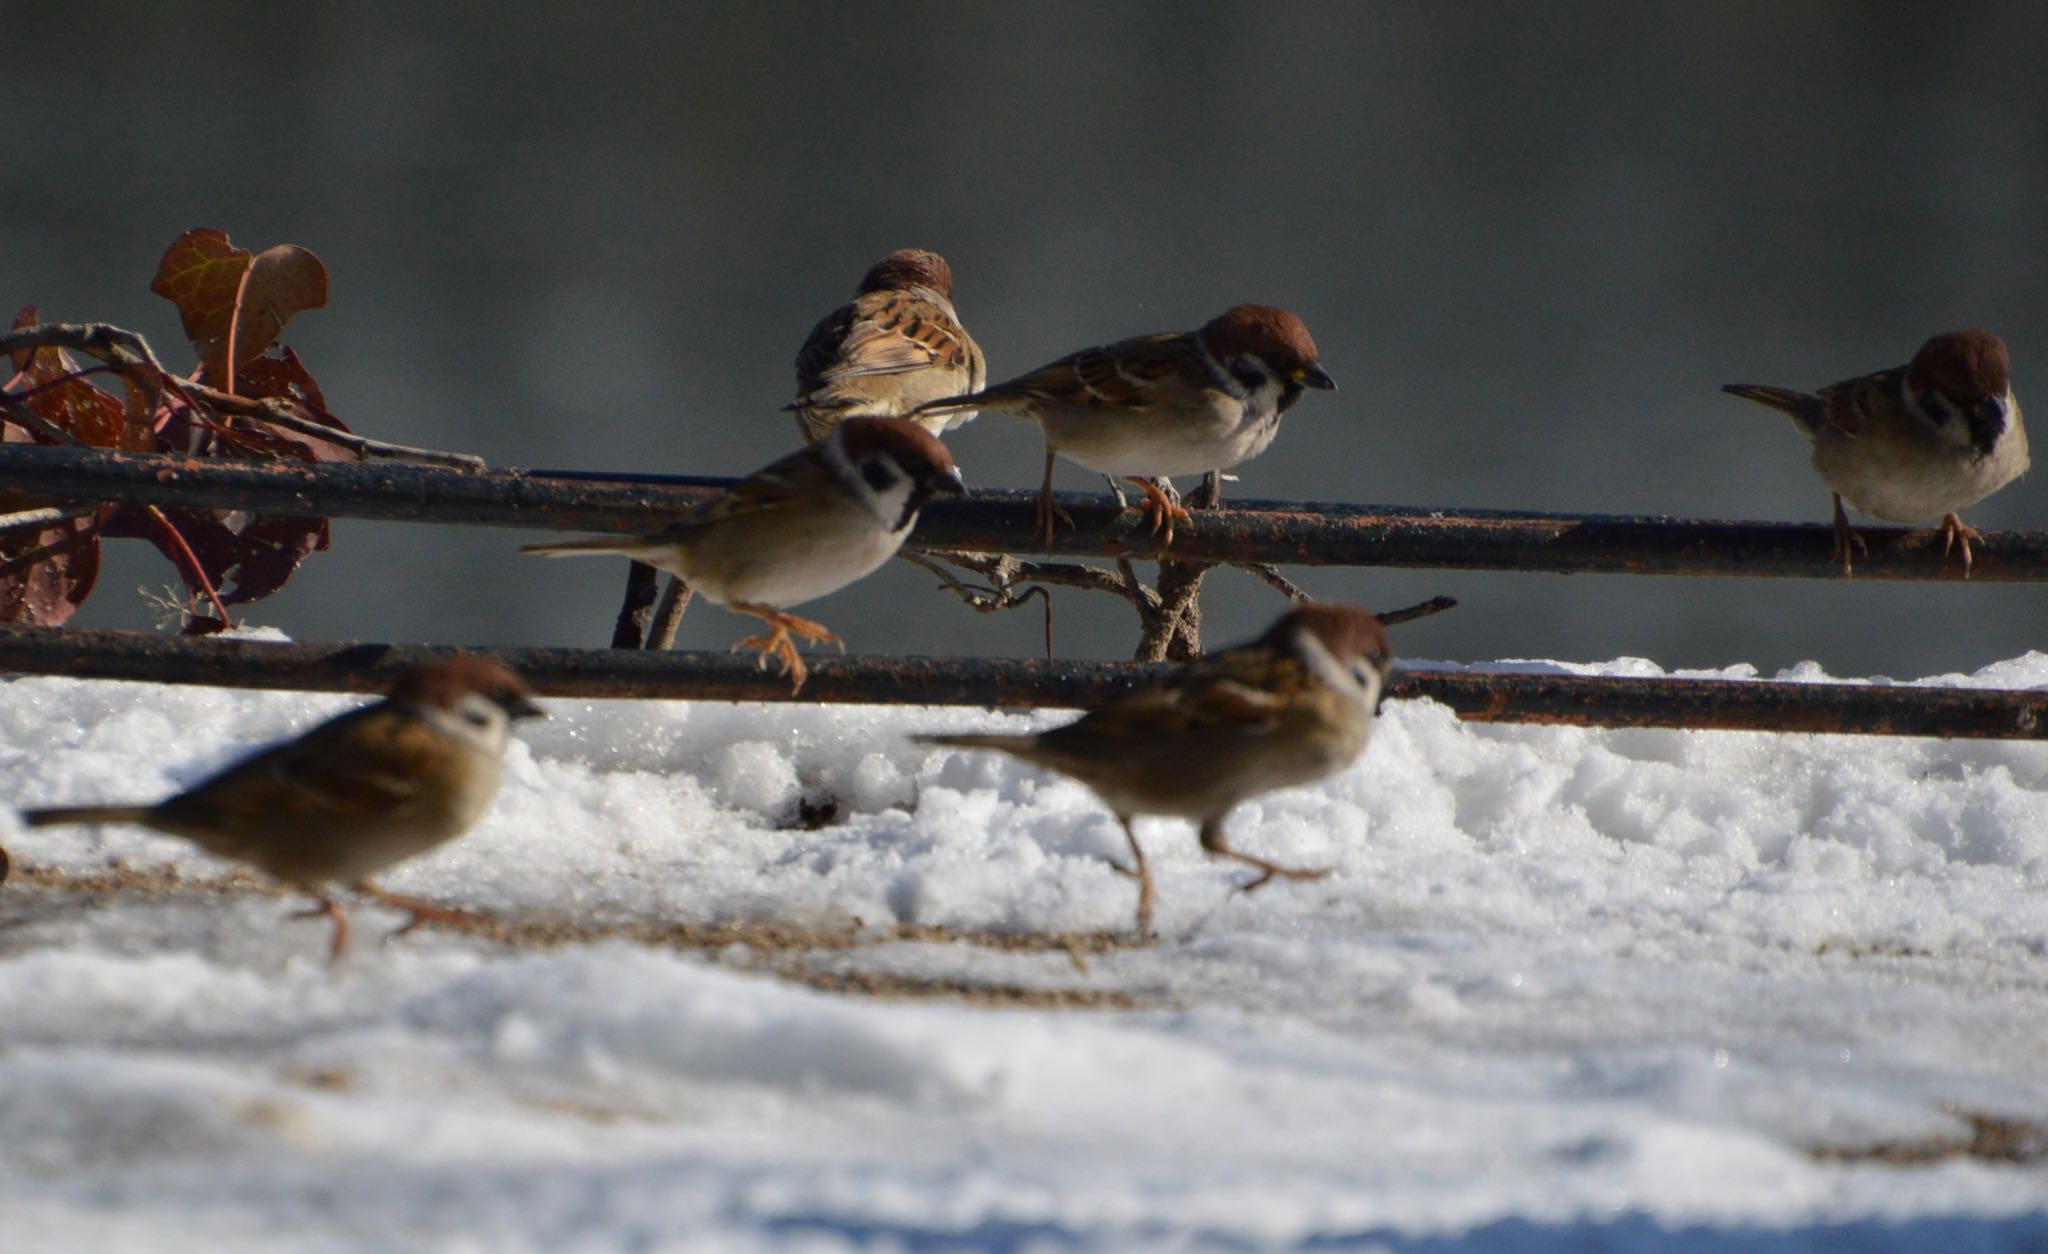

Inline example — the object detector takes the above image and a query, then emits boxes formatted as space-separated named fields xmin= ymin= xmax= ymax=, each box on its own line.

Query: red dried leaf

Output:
xmin=232 ymin=245 xmax=328 ymax=368
xmin=4 ymin=307 xmax=142 ymax=450
xmin=0 ymin=488 xmax=102 ymax=626
xmin=150 ymin=229 xmax=250 ymax=378
xmin=103 ymin=504 xmax=330 ymax=613
xmin=149 ymin=231 xmax=330 ymax=383
xmin=236 ymin=347 xmax=331 ymax=412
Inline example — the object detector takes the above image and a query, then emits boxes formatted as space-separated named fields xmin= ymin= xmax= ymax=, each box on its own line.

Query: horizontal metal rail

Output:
xmin=0 ymin=443 xmax=2043 ymax=580
xmin=0 ymin=626 xmax=2038 ymax=739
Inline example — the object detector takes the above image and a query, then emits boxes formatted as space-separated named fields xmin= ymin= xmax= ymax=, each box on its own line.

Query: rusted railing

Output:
xmin=2 ymin=443 xmax=2045 ymax=580
xmin=0 ymin=626 xmax=2039 ymax=740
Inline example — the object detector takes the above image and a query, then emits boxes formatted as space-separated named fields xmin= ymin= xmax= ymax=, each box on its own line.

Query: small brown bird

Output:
xmin=522 ymin=417 xmax=965 ymax=691
xmin=916 ymin=602 xmax=1391 ymax=935
xmin=786 ymin=248 xmax=986 ymax=445
xmin=1724 ymin=329 xmax=2028 ymax=576
xmin=19 ymin=655 xmax=544 ymax=958
xmin=914 ymin=303 xmax=1335 ymax=546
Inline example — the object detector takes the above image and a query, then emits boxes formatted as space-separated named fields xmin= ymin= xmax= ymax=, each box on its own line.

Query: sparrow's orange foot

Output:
xmin=356 ymin=883 xmax=492 ymax=940
xmin=1113 ymin=817 xmax=1155 ymax=936
xmin=1937 ymin=512 xmax=1982 ymax=577
xmin=730 ymin=604 xmax=842 ymax=693
xmin=290 ymin=895 xmax=352 ymax=960
xmin=1034 ymin=488 xmax=1075 ymax=549
xmin=1829 ymin=494 xmax=1869 ymax=578
xmin=1232 ymin=861 xmax=1335 ymax=895
xmin=1122 ymin=477 xmax=1195 ymax=549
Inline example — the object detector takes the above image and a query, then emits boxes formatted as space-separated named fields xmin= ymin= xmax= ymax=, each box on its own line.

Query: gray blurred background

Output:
xmin=6 ymin=2 xmax=2044 ymax=678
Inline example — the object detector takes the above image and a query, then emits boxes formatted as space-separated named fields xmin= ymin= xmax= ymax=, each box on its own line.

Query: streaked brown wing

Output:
xmin=1816 ymin=367 xmax=1906 ymax=439
xmin=654 ymin=445 xmax=833 ymax=536
xmin=166 ymin=705 xmax=450 ymax=826
xmin=983 ymin=332 xmax=1192 ymax=411
xmin=827 ymin=292 xmax=978 ymax=383
xmin=1043 ymin=645 xmax=1306 ymax=750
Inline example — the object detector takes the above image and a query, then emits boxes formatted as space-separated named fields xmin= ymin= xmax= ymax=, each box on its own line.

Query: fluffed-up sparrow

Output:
xmin=19 ymin=654 xmax=544 ymax=958
xmin=916 ymin=602 xmax=1390 ymax=935
xmin=914 ymin=303 xmax=1335 ymax=546
xmin=786 ymin=248 xmax=986 ymax=445
xmin=522 ymin=416 xmax=965 ymax=691
xmin=1724 ymin=329 xmax=2027 ymax=576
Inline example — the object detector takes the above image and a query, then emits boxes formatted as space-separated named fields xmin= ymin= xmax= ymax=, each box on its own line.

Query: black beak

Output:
xmin=930 ymin=469 xmax=968 ymax=497
xmin=504 ymin=694 xmax=547 ymax=720
xmin=1298 ymin=364 xmax=1337 ymax=391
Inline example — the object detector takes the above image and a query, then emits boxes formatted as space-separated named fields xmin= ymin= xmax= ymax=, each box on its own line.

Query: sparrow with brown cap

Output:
xmin=786 ymin=248 xmax=986 ymax=445
xmin=914 ymin=303 xmax=1335 ymax=546
xmin=19 ymin=655 xmax=545 ymax=958
xmin=1724 ymin=329 xmax=2027 ymax=576
xmin=523 ymin=417 xmax=965 ymax=691
xmin=917 ymin=602 xmax=1391 ymax=935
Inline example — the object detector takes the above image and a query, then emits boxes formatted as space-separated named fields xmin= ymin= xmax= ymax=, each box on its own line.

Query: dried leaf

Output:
xmin=150 ymin=229 xmax=250 ymax=378
xmin=4 ymin=307 xmax=139 ymax=449
xmin=0 ymin=487 xmax=102 ymax=626
xmin=232 ymin=245 xmax=328 ymax=367
xmin=104 ymin=504 xmax=330 ymax=612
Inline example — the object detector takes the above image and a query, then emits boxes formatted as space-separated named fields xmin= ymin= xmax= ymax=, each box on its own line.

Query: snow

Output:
xmin=6 ymin=646 xmax=2048 ymax=1251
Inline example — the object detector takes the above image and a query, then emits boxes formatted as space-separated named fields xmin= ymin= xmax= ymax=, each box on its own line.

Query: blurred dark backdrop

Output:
xmin=6 ymin=2 xmax=2044 ymax=677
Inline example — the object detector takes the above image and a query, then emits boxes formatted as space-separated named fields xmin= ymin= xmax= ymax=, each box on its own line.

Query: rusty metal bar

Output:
xmin=0 ymin=626 xmax=2038 ymax=739
xmin=0 ymin=443 xmax=2044 ymax=581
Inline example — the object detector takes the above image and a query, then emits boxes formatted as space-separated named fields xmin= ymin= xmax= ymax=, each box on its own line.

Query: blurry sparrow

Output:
xmin=917 ymin=602 xmax=1390 ymax=935
xmin=19 ymin=655 xmax=544 ymax=958
xmin=522 ymin=417 xmax=965 ymax=691
xmin=914 ymin=303 xmax=1335 ymax=546
xmin=786 ymin=248 xmax=986 ymax=445
xmin=1724 ymin=329 xmax=2027 ymax=576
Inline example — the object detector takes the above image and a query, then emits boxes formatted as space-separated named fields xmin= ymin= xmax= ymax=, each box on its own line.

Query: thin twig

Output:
xmin=0 ymin=322 xmax=484 ymax=469
xmin=0 ymin=504 xmax=96 ymax=534
xmin=1235 ymin=562 xmax=1313 ymax=602
xmin=610 ymin=560 xmax=661 ymax=648
xmin=1378 ymin=595 xmax=1458 ymax=627
xmin=648 ymin=577 xmax=695 ymax=649
xmin=141 ymin=504 xmax=234 ymax=629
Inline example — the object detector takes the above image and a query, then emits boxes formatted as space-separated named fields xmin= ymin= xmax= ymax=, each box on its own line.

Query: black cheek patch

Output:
xmin=1229 ymin=361 xmax=1267 ymax=393
xmin=861 ymin=457 xmax=901 ymax=493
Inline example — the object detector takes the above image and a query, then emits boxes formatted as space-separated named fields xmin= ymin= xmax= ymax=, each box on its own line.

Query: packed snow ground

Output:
xmin=5 ymin=642 xmax=2048 ymax=1252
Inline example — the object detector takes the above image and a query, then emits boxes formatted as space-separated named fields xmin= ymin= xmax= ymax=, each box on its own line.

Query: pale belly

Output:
xmin=685 ymin=508 xmax=909 ymax=608
xmin=1036 ymin=398 xmax=1284 ymax=479
xmin=1818 ymin=426 xmax=2030 ymax=522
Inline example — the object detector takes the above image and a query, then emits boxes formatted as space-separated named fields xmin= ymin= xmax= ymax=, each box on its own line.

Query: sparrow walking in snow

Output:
xmin=20 ymin=655 xmax=544 ymax=958
xmin=917 ymin=602 xmax=1390 ymax=935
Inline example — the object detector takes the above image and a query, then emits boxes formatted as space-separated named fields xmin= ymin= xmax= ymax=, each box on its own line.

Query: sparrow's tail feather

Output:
xmin=911 ymin=731 xmax=1041 ymax=754
xmin=1722 ymin=383 xmax=1826 ymax=432
xmin=910 ymin=391 xmax=994 ymax=420
xmin=520 ymin=535 xmax=648 ymax=559
xmin=21 ymin=804 xmax=155 ymax=829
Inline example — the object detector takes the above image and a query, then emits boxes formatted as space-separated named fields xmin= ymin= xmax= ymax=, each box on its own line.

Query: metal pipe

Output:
xmin=0 ymin=443 xmax=2043 ymax=580
xmin=0 ymin=626 xmax=2038 ymax=739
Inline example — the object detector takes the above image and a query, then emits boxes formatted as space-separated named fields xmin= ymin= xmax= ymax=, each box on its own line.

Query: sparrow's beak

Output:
xmin=930 ymin=469 xmax=968 ymax=497
xmin=1296 ymin=364 xmax=1337 ymax=391
xmin=505 ymin=694 xmax=547 ymax=721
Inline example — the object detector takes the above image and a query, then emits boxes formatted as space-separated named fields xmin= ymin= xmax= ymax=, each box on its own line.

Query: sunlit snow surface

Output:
xmin=6 ymin=644 xmax=2048 ymax=1252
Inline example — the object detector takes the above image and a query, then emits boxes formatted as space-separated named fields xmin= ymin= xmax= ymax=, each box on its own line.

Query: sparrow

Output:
xmin=785 ymin=248 xmax=986 ymax=445
xmin=913 ymin=303 xmax=1335 ymax=547
xmin=18 ymin=654 xmax=544 ymax=958
xmin=522 ymin=416 xmax=965 ymax=691
xmin=1724 ymin=329 xmax=2028 ymax=576
xmin=916 ymin=602 xmax=1391 ymax=935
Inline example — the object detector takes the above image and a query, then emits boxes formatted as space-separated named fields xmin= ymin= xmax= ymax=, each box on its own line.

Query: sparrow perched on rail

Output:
xmin=786 ymin=248 xmax=986 ymax=445
xmin=916 ymin=602 xmax=1390 ymax=935
xmin=19 ymin=655 xmax=544 ymax=958
xmin=522 ymin=417 xmax=965 ymax=692
xmin=1723 ymin=329 xmax=2028 ymax=576
xmin=912 ymin=303 xmax=1334 ymax=547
